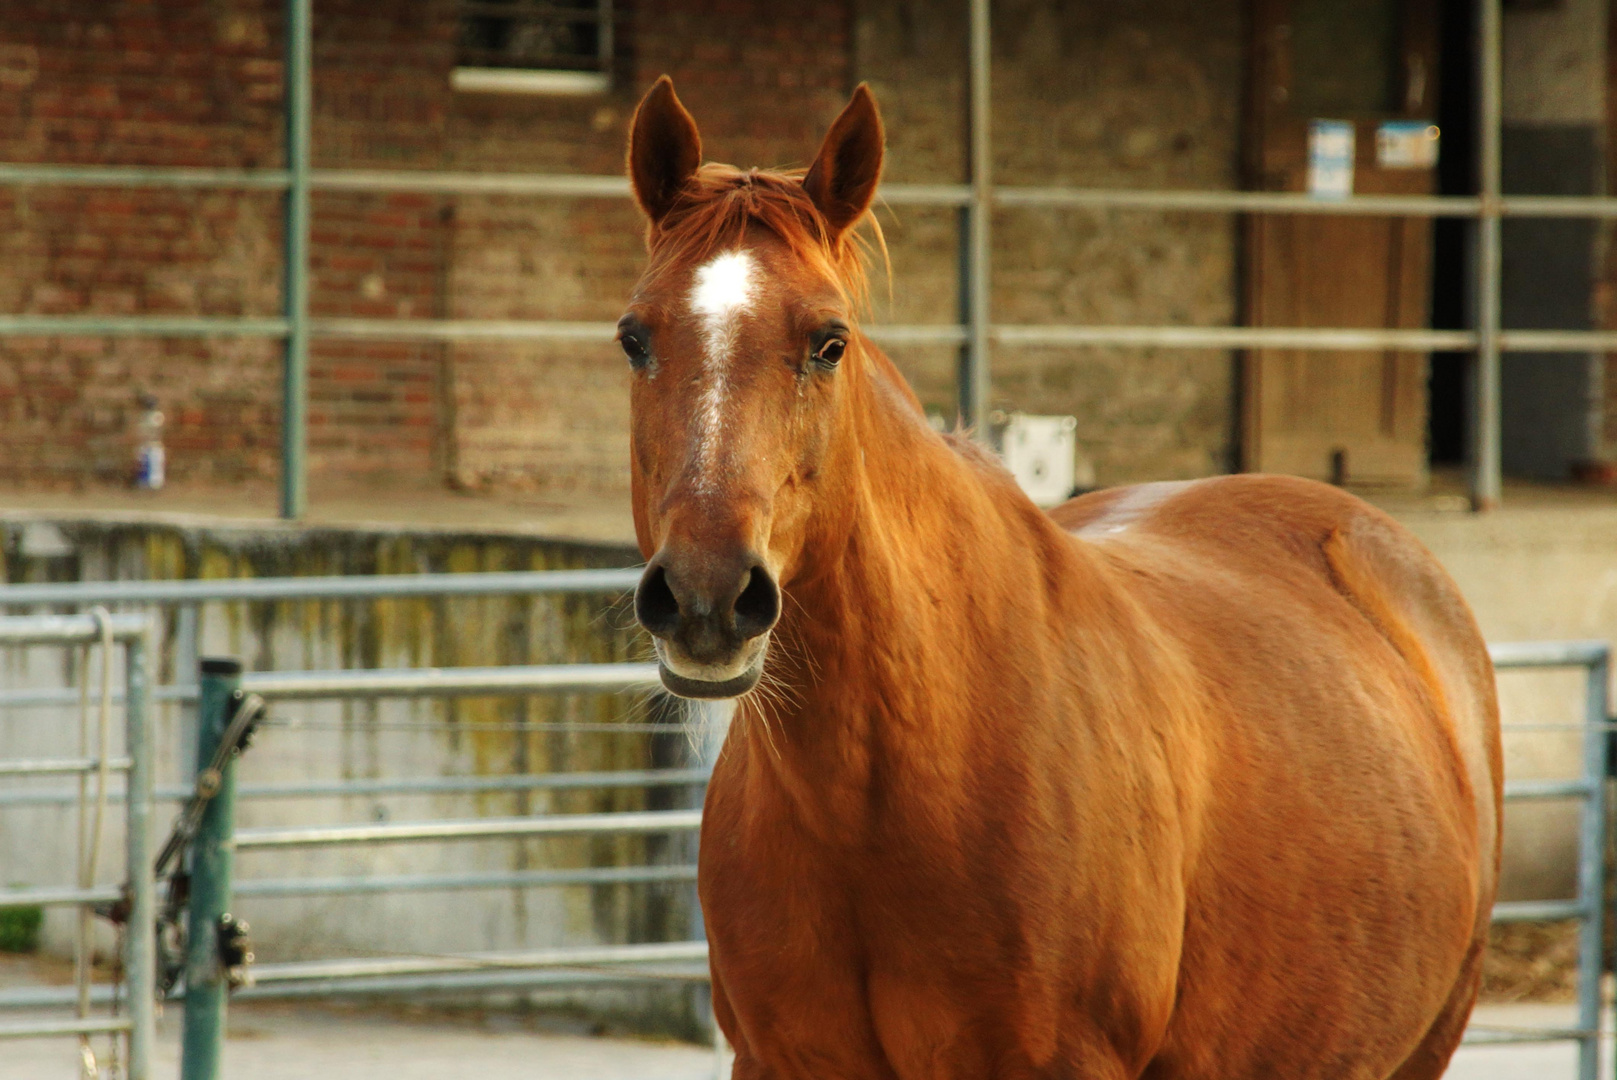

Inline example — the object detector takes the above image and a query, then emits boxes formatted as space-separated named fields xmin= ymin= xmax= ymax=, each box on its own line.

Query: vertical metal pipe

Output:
xmin=175 ymin=603 xmax=201 ymax=785
xmin=280 ymin=0 xmax=313 ymax=520
xmin=123 ymin=631 xmax=156 ymax=1080
xmin=598 ymin=0 xmax=614 ymax=74
xmin=180 ymin=658 xmax=243 ymax=1080
xmin=958 ymin=0 xmax=992 ymax=436
xmin=1470 ymin=0 xmax=1502 ymax=510
xmin=1574 ymin=649 xmax=1607 ymax=1080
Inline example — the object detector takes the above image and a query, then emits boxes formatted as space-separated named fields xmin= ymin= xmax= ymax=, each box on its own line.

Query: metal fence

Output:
xmin=1481 ymin=640 xmax=1611 ymax=1080
xmin=0 ymin=613 xmax=157 ymax=1080
xmin=0 ymin=0 xmax=1608 ymax=514
xmin=0 ymin=571 xmax=1612 ymax=1077
xmin=0 ymin=568 xmax=723 ymax=1074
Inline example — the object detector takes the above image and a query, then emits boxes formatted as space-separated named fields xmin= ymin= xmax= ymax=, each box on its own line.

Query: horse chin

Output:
xmin=656 ymin=651 xmax=766 ymax=700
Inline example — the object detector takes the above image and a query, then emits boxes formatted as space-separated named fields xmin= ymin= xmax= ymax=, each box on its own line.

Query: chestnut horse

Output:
xmin=620 ymin=76 xmax=1501 ymax=1080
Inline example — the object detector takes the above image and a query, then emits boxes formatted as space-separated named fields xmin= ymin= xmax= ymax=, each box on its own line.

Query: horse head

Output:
xmin=620 ymin=77 xmax=885 ymax=700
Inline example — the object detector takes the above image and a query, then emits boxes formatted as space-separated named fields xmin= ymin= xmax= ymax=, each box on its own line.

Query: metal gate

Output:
xmin=0 ymin=613 xmax=157 ymax=1079
xmin=0 ymin=570 xmax=1612 ymax=1079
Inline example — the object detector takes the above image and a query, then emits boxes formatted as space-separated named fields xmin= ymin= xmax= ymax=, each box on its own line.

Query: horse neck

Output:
xmin=740 ymin=343 xmax=1097 ymax=810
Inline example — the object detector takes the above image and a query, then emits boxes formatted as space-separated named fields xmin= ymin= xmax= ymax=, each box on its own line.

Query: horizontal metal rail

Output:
xmin=0 ymin=884 xmax=124 ymax=907
xmin=0 ymin=757 xmax=131 ymax=776
xmin=0 ymin=566 xmax=640 ymax=607
xmin=0 ymin=613 xmax=152 ymax=644
xmin=234 ymin=808 xmax=703 ymax=849
xmin=246 ymin=940 xmax=710 ymax=984
xmin=233 ymin=966 xmax=711 ymax=999
xmin=1463 ymin=1026 xmax=1595 ymax=1046
xmin=0 ymin=969 xmax=708 ymax=1010
xmin=0 ymin=686 xmax=193 ymax=709
xmin=237 ymin=863 xmax=699 ymax=898
xmin=10 ymin=314 xmax=1617 ymax=354
xmin=0 ymin=1016 xmax=133 ymax=1040
xmin=8 ymin=163 xmax=1617 ymax=219
xmin=0 ymin=768 xmax=709 ymax=807
xmin=1489 ymin=640 xmax=1610 ymax=669
xmin=1504 ymin=778 xmax=1596 ymax=800
xmin=240 ymin=662 xmax=659 ymax=700
xmin=1491 ymin=899 xmax=1589 ymax=923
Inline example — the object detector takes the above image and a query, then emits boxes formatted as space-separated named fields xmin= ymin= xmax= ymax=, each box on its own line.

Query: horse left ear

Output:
xmin=804 ymin=83 xmax=885 ymax=238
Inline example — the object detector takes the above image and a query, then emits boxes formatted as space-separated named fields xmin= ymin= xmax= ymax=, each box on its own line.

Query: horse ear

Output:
xmin=627 ymin=76 xmax=702 ymax=227
xmin=803 ymin=83 xmax=885 ymax=238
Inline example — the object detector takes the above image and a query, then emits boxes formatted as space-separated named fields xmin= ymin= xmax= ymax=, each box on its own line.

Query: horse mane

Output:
xmin=648 ymin=163 xmax=888 ymax=314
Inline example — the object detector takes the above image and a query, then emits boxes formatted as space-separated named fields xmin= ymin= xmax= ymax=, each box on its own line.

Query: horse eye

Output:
xmin=619 ymin=333 xmax=649 ymax=369
xmin=813 ymin=338 xmax=846 ymax=367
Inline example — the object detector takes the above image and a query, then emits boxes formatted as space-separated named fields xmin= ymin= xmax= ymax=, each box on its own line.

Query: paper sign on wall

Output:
xmin=1307 ymin=120 xmax=1355 ymax=199
xmin=1376 ymin=122 xmax=1440 ymax=168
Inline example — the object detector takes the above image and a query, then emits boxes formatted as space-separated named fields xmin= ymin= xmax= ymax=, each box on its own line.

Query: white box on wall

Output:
xmin=995 ymin=413 xmax=1081 ymax=507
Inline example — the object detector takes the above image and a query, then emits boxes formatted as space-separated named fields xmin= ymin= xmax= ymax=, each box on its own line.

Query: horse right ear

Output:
xmin=628 ymin=76 xmax=702 ymax=228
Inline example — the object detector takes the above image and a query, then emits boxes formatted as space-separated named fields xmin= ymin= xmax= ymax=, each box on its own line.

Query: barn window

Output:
xmin=453 ymin=0 xmax=614 ymax=95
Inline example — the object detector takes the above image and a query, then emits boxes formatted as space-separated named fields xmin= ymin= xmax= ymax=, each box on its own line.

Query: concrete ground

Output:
xmin=0 ymin=1001 xmax=1604 ymax=1079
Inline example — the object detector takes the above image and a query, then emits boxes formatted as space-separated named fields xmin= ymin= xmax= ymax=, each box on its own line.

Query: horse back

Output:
xmin=1051 ymin=474 xmax=1502 ymax=1076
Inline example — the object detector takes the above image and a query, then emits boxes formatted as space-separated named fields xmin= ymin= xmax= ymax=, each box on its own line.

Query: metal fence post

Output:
xmin=958 ymin=0 xmax=992 ymax=437
xmin=1574 ymin=648 xmax=1608 ymax=1080
xmin=280 ymin=0 xmax=312 ymax=520
xmin=124 ymin=627 xmax=156 ymax=1080
xmin=1470 ymin=0 xmax=1503 ymax=510
xmin=180 ymin=658 xmax=243 ymax=1080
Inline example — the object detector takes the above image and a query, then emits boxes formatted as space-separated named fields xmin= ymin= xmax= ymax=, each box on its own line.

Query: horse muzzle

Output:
xmin=635 ymin=552 xmax=780 ymax=699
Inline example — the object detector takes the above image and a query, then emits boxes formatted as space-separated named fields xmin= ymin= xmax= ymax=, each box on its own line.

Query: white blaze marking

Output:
xmin=688 ymin=249 xmax=756 ymax=490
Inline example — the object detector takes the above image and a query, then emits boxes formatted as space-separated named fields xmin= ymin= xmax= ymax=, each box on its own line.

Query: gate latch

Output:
xmin=216 ymin=913 xmax=254 ymax=990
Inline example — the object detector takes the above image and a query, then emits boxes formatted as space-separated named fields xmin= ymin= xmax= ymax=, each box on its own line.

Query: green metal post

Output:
xmin=180 ymin=658 xmax=243 ymax=1080
xmin=280 ymin=0 xmax=312 ymax=519
xmin=958 ymin=0 xmax=992 ymax=437
xmin=123 ymin=630 xmax=156 ymax=1080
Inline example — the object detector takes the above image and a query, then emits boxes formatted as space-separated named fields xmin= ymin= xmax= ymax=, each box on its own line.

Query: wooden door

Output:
xmin=1243 ymin=0 xmax=1440 ymax=486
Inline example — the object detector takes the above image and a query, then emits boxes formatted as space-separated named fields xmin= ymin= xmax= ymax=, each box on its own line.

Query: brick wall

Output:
xmin=856 ymin=0 xmax=1243 ymax=484
xmin=0 ymin=0 xmax=285 ymax=485
xmin=0 ymin=0 xmax=1244 ymax=497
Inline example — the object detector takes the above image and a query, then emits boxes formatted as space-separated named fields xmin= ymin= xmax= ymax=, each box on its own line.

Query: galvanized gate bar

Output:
xmin=1463 ymin=637 xmax=1610 ymax=1080
xmin=234 ymin=808 xmax=703 ymax=848
xmin=0 ymin=566 xmax=641 ymax=606
xmin=0 ymin=613 xmax=153 ymax=643
xmin=1489 ymin=640 xmax=1610 ymax=667
xmin=0 ymin=885 xmax=125 ymax=907
xmin=0 ymin=757 xmax=132 ymax=776
xmin=239 ymin=661 xmax=660 ymax=699
xmin=0 ymin=767 xmax=711 ymax=808
xmin=247 ymin=940 xmax=710 ymax=983
xmin=0 ymin=1017 xmax=134 ymax=1040
xmin=0 ymin=613 xmax=156 ymax=1078
xmin=234 ymin=863 xmax=699 ymax=898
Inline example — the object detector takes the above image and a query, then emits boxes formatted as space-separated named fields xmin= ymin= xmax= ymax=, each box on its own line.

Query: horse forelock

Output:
xmin=646 ymin=163 xmax=884 ymax=315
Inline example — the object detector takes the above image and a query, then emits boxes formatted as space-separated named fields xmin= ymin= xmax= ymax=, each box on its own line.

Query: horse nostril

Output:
xmin=733 ymin=565 xmax=781 ymax=641
xmin=635 ymin=564 xmax=681 ymax=638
